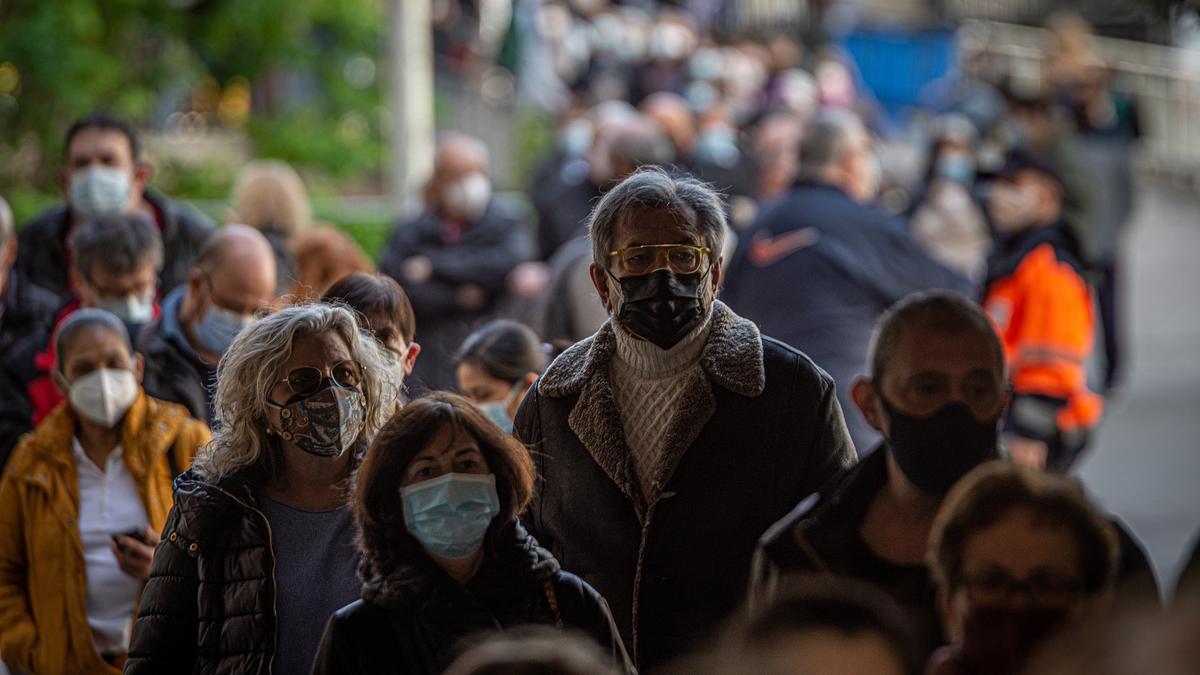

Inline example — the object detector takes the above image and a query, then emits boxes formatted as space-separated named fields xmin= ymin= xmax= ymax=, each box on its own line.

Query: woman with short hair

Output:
xmin=310 ymin=393 xmax=631 ymax=675
xmin=125 ymin=303 xmax=399 ymax=675
xmin=323 ymin=272 xmax=421 ymax=387
xmin=926 ymin=462 xmax=1119 ymax=675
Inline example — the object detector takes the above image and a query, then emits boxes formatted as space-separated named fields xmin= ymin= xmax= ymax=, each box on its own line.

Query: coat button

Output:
xmin=281 ymin=432 xmax=292 ymax=440
xmin=169 ymin=532 xmax=178 ymax=542
xmin=188 ymin=543 xmax=198 ymax=553
xmin=281 ymin=409 xmax=291 ymax=419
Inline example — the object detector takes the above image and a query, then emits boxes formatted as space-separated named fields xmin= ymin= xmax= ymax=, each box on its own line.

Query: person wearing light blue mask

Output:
xmin=453 ymin=320 xmax=548 ymax=435
xmin=139 ymin=224 xmax=278 ymax=426
xmin=309 ymin=393 xmax=632 ymax=675
xmin=909 ymin=115 xmax=991 ymax=282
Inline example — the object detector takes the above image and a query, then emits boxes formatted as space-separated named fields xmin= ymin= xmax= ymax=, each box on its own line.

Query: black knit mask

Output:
xmin=609 ymin=268 xmax=709 ymax=350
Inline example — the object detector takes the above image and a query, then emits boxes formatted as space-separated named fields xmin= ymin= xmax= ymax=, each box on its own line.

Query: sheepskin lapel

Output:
xmin=541 ymin=321 xmax=647 ymax=515
xmin=536 ymin=301 xmax=765 ymax=513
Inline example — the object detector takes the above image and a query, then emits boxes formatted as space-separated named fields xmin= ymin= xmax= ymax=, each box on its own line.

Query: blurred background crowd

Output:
xmin=1 ymin=0 xmax=1200 ymax=674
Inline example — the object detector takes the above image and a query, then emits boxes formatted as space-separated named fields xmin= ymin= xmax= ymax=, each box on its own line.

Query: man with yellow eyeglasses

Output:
xmin=513 ymin=166 xmax=856 ymax=671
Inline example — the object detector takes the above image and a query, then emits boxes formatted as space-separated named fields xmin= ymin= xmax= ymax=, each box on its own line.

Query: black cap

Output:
xmin=996 ymin=148 xmax=1065 ymax=191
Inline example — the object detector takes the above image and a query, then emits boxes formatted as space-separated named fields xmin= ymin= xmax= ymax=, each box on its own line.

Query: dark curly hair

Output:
xmin=354 ymin=392 xmax=536 ymax=582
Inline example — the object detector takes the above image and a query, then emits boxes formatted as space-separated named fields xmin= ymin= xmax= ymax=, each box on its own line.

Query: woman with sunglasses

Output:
xmin=125 ymin=303 xmax=399 ymax=675
xmin=309 ymin=393 xmax=631 ymax=675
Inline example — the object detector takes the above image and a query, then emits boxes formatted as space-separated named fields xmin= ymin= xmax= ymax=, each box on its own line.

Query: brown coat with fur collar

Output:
xmin=514 ymin=301 xmax=855 ymax=670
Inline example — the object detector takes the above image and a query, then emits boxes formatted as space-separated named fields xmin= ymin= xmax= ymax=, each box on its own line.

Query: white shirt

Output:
xmin=72 ymin=438 xmax=150 ymax=654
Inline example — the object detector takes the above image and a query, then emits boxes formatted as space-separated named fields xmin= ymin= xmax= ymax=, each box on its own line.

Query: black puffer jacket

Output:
xmin=15 ymin=188 xmax=214 ymax=296
xmin=125 ymin=468 xmax=278 ymax=674
xmin=310 ymin=521 xmax=632 ymax=675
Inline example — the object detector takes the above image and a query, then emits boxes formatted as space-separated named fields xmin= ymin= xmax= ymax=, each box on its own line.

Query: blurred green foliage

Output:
xmin=0 ymin=0 xmax=385 ymax=209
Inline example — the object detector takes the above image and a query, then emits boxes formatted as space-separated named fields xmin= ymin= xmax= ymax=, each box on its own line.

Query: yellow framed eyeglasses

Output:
xmin=607 ymin=244 xmax=712 ymax=276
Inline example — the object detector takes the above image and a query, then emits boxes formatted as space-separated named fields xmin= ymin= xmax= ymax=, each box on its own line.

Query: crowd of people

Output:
xmin=0 ymin=3 xmax=1194 ymax=675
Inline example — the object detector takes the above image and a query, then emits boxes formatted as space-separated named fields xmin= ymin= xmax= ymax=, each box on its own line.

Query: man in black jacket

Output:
xmin=139 ymin=225 xmax=277 ymax=425
xmin=380 ymin=132 xmax=534 ymax=390
xmin=723 ymin=110 xmax=971 ymax=454
xmin=15 ymin=112 xmax=213 ymax=298
xmin=514 ymin=167 xmax=855 ymax=670
xmin=750 ymin=291 xmax=1157 ymax=662
xmin=0 ymin=197 xmax=58 ymax=358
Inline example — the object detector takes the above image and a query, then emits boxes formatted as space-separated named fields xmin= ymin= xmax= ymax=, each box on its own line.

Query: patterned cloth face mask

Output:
xmin=271 ymin=380 xmax=366 ymax=458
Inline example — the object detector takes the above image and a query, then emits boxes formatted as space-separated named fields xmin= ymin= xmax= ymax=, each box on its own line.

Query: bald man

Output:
xmin=381 ymin=132 xmax=534 ymax=390
xmin=139 ymin=224 xmax=277 ymax=424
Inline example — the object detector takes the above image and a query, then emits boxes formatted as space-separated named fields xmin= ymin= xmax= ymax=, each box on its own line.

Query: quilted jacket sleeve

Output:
xmin=124 ymin=504 xmax=200 ymax=674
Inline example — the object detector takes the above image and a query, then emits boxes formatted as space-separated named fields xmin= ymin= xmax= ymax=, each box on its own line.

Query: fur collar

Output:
xmin=537 ymin=301 xmax=765 ymax=515
xmin=539 ymin=301 xmax=765 ymax=399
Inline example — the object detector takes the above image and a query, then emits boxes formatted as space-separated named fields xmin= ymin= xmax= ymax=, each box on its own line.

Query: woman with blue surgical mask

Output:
xmin=454 ymin=320 xmax=547 ymax=434
xmin=310 ymin=393 xmax=631 ymax=675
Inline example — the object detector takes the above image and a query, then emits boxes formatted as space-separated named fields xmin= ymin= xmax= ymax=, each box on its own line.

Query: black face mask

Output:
xmin=958 ymin=604 xmax=1071 ymax=675
xmin=610 ymin=267 xmax=708 ymax=350
xmin=878 ymin=391 xmax=999 ymax=495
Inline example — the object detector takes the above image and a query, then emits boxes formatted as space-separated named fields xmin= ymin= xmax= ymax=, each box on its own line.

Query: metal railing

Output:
xmin=967 ymin=20 xmax=1200 ymax=179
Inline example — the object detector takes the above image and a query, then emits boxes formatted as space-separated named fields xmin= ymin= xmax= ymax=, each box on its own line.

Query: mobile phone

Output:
xmin=110 ymin=527 xmax=150 ymax=546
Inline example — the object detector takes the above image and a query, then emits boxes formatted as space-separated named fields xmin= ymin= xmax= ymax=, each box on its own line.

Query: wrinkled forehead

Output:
xmin=612 ymin=202 xmax=700 ymax=249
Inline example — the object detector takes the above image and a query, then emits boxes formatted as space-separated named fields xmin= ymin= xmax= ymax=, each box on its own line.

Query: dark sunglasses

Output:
xmin=277 ymin=360 xmax=363 ymax=397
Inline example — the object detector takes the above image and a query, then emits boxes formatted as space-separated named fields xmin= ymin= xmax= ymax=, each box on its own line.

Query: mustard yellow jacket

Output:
xmin=0 ymin=391 xmax=210 ymax=674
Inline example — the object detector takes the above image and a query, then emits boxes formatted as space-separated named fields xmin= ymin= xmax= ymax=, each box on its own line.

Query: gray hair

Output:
xmin=868 ymin=290 xmax=1005 ymax=382
xmin=0 ymin=196 xmax=12 ymax=244
xmin=54 ymin=308 xmax=132 ymax=368
xmin=796 ymin=108 xmax=865 ymax=180
xmin=589 ymin=166 xmax=727 ymax=270
xmin=67 ymin=212 xmax=164 ymax=282
xmin=191 ymin=302 xmax=400 ymax=481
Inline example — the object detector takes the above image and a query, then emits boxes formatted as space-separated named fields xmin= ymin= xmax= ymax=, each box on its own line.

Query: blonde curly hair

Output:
xmin=192 ymin=302 xmax=399 ymax=481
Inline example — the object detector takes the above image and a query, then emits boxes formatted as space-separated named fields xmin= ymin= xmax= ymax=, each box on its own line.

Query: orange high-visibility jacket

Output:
xmin=984 ymin=226 xmax=1103 ymax=439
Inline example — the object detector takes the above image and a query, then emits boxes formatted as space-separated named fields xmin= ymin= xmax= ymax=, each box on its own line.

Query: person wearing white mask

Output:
xmin=0 ymin=309 xmax=210 ymax=674
xmin=380 ymin=132 xmax=534 ymax=390
xmin=139 ymin=224 xmax=278 ymax=426
xmin=0 ymin=212 xmax=165 ymax=463
xmin=15 ymin=112 xmax=213 ymax=297
xmin=453 ymin=319 xmax=547 ymax=434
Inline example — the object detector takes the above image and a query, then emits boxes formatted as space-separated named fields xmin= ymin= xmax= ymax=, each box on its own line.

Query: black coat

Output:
xmin=0 ymin=269 xmax=58 ymax=358
xmin=513 ymin=301 xmax=856 ymax=670
xmin=310 ymin=523 xmax=632 ymax=675
xmin=126 ymin=469 xmax=280 ymax=675
xmin=15 ymin=188 xmax=214 ymax=297
xmin=752 ymin=447 xmax=1160 ymax=659
xmin=0 ymin=271 xmax=59 ymax=468
xmin=722 ymin=181 xmax=971 ymax=452
xmin=378 ymin=198 xmax=534 ymax=390
xmin=751 ymin=448 xmax=945 ymax=659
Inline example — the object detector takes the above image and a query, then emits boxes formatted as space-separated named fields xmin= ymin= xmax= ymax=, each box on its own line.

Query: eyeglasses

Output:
xmin=960 ymin=570 xmax=1084 ymax=606
xmin=608 ymin=244 xmax=711 ymax=277
xmin=277 ymin=360 xmax=363 ymax=397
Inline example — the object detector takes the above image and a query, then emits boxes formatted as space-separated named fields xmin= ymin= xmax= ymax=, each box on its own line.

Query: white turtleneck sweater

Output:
xmin=609 ymin=313 xmax=712 ymax=501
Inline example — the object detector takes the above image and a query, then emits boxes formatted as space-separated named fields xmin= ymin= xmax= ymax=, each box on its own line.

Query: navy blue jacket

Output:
xmin=723 ymin=181 xmax=971 ymax=451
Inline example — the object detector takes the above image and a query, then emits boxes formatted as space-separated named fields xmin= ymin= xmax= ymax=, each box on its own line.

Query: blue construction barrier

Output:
xmin=843 ymin=26 xmax=958 ymax=123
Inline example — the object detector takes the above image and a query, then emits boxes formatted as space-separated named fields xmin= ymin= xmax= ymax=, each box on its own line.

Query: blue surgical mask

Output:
xmin=475 ymin=380 xmax=524 ymax=434
xmin=401 ymin=473 xmax=500 ymax=560
xmin=935 ymin=152 xmax=976 ymax=185
xmin=194 ymin=302 xmax=251 ymax=355
xmin=69 ymin=166 xmax=133 ymax=218
xmin=97 ymin=292 xmax=155 ymax=324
